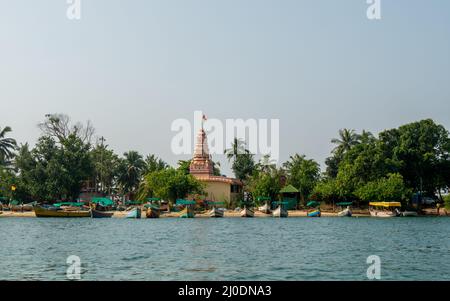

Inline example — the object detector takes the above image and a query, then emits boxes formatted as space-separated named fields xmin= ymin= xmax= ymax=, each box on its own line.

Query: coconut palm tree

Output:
xmin=257 ymin=154 xmax=277 ymax=173
xmin=0 ymin=126 xmax=17 ymax=165
xmin=117 ymin=151 xmax=146 ymax=196
xmin=331 ymin=129 xmax=360 ymax=155
xmin=224 ymin=137 xmax=247 ymax=163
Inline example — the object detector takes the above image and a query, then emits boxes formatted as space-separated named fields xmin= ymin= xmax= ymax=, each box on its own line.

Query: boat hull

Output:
xmin=91 ymin=210 xmax=114 ymax=218
xmin=272 ymin=206 xmax=288 ymax=218
xmin=179 ymin=207 xmax=195 ymax=218
xmin=370 ymin=210 xmax=396 ymax=218
xmin=34 ymin=206 xmax=91 ymax=218
xmin=125 ymin=208 xmax=141 ymax=219
xmin=146 ymin=208 xmax=160 ymax=218
xmin=208 ymin=207 xmax=224 ymax=218
xmin=337 ymin=209 xmax=352 ymax=217
xmin=307 ymin=210 xmax=321 ymax=217
xmin=240 ymin=207 xmax=254 ymax=217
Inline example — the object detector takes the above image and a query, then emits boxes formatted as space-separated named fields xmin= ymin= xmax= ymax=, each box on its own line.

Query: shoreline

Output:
xmin=0 ymin=209 xmax=447 ymax=218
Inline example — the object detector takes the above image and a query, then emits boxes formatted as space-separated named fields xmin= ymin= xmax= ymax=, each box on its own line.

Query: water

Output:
xmin=0 ymin=217 xmax=449 ymax=280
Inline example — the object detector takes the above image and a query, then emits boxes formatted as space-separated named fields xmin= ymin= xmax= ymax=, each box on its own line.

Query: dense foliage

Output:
xmin=1 ymin=116 xmax=449 ymax=207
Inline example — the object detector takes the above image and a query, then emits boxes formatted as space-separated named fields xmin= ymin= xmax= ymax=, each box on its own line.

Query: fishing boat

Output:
xmin=91 ymin=209 xmax=114 ymax=218
xmin=240 ymin=206 xmax=254 ymax=217
xmin=336 ymin=202 xmax=353 ymax=217
xmin=125 ymin=207 xmax=141 ymax=219
xmin=307 ymin=209 xmax=321 ymax=217
xmin=272 ymin=206 xmax=288 ymax=218
xmin=306 ymin=201 xmax=321 ymax=217
xmin=208 ymin=206 xmax=224 ymax=218
xmin=144 ymin=198 xmax=162 ymax=218
xmin=145 ymin=205 xmax=160 ymax=218
xmin=179 ymin=206 xmax=195 ymax=218
xmin=257 ymin=197 xmax=272 ymax=214
xmin=258 ymin=203 xmax=271 ymax=214
xmin=206 ymin=201 xmax=225 ymax=218
xmin=177 ymin=199 xmax=196 ymax=218
xmin=34 ymin=205 xmax=91 ymax=218
xmin=369 ymin=202 xmax=401 ymax=218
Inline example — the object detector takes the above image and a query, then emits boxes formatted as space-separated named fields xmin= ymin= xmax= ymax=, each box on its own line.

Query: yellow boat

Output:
xmin=369 ymin=202 xmax=401 ymax=217
xmin=34 ymin=206 xmax=91 ymax=218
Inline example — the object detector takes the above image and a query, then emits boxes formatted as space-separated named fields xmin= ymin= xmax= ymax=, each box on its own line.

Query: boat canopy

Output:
xmin=91 ymin=197 xmax=114 ymax=207
xmin=176 ymin=199 xmax=196 ymax=205
xmin=144 ymin=203 xmax=160 ymax=209
xmin=307 ymin=201 xmax=320 ymax=208
xmin=53 ymin=202 xmax=84 ymax=207
xmin=147 ymin=197 xmax=161 ymax=202
xmin=336 ymin=202 xmax=353 ymax=207
xmin=369 ymin=202 xmax=401 ymax=207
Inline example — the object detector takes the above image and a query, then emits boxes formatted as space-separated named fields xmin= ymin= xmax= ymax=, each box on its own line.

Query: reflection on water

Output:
xmin=0 ymin=217 xmax=449 ymax=280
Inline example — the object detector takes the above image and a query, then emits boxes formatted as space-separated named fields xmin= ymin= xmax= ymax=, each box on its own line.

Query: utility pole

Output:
xmin=99 ymin=136 xmax=106 ymax=194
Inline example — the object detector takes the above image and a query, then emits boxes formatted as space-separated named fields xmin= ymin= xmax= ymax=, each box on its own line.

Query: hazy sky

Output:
xmin=1 ymin=0 xmax=450 ymax=176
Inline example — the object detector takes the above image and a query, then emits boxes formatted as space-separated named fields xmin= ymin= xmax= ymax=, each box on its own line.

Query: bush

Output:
xmin=444 ymin=195 xmax=450 ymax=210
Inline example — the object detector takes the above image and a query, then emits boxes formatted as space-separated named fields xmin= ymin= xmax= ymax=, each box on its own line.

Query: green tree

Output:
xmin=138 ymin=168 xmax=204 ymax=203
xmin=15 ymin=135 xmax=93 ymax=201
xmin=355 ymin=173 xmax=412 ymax=204
xmin=0 ymin=126 xmax=17 ymax=166
xmin=177 ymin=159 xmax=192 ymax=175
xmin=283 ymin=154 xmax=320 ymax=205
xmin=143 ymin=154 xmax=168 ymax=175
xmin=117 ymin=151 xmax=145 ymax=196
xmin=232 ymin=153 xmax=256 ymax=182
xmin=90 ymin=144 xmax=120 ymax=194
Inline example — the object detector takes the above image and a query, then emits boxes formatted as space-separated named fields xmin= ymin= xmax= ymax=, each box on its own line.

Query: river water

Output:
xmin=0 ymin=217 xmax=449 ymax=280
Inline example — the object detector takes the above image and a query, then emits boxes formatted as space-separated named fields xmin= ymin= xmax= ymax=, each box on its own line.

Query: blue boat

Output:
xmin=125 ymin=207 xmax=141 ymax=219
xmin=307 ymin=209 xmax=321 ymax=217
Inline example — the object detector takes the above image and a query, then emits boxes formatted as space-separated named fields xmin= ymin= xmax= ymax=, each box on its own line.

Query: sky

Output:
xmin=1 ymin=0 xmax=450 ymax=176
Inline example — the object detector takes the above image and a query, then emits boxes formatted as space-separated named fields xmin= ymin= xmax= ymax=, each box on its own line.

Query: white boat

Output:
xmin=258 ymin=203 xmax=271 ymax=214
xmin=369 ymin=210 xmax=397 ymax=218
xmin=272 ymin=205 xmax=288 ymax=218
xmin=208 ymin=207 xmax=224 ymax=218
xmin=337 ymin=207 xmax=352 ymax=217
xmin=369 ymin=202 xmax=401 ymax=218
xmin=240 ymin=206 xmax=254 ymax=217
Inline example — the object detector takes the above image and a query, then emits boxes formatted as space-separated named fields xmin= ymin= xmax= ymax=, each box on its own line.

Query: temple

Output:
xmin=189 ymin=128 xmax=243 ymax=204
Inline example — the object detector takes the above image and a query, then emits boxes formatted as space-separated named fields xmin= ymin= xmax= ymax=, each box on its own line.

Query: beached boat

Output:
xmin=369 ymin=202 xmax=401 ymax=218
xmin=179 ymin=206 xmax=195 ymax=218
xmin=91 ymin=209 xmax=114 ymax=218
xmin=208 ymin=206 xmax=224 ymax=218
xmin=240 ymin=206 xmax=254 ymax=217
xmin=125 ymin=207 xmax=141 ymax=219
xmin=272 ymin=205 xmax=288 ymax=218
xmin=307 ymin=209 xmax=321 ymax=217
xmin=336 ymin=202 xmax=352 ymax=217
xmin=258 ymin=203 xmax=272 ymax=214
xmin=34 ymin=205 xmax=91 ymax=218
xmin=145 ymin=206 xmax=160 ymax=218
xmin=337 ymin=208 xmax=352 ymax=217
xmin=176 ymin=199 xmax=196 ymax=218
xmin=306 ymin=200 xmax=321 ymax=217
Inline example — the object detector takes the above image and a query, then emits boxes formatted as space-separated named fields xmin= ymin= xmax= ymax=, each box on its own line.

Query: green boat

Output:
xmin=176 ymin=199 xmax=196 ymax=218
